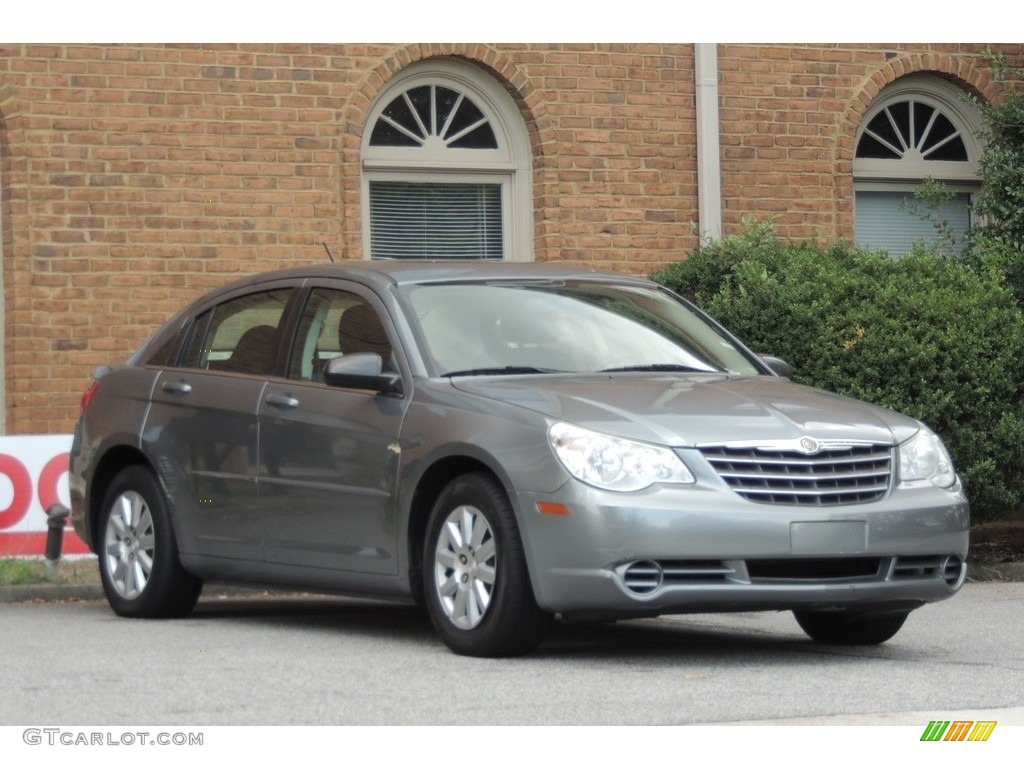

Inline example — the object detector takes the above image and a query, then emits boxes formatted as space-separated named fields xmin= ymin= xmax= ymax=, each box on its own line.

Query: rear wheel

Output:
xmin=98 ymin=466 xmax=202 ymax=618
xmin=423 ymin=473 xmax=551 ymax=657
xmin=793 ymin=609 xmax=910 ymax=645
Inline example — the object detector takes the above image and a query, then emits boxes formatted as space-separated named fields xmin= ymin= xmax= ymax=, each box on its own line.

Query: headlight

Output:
xmin=548 ymin=422 xmax=695 ymax=492
xmin=899 ymin=427 xmax=956 ymax=488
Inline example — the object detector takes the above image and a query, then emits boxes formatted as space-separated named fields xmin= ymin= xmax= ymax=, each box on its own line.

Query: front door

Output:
xmin=259 ymin=286 xmax=409 ymax=574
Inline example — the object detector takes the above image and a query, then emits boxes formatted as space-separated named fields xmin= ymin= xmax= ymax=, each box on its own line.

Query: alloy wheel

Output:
xmin=103 ymin=490 xmax=156 ymax=600
xmin=432 ymin=504 xmax=497 ymax=629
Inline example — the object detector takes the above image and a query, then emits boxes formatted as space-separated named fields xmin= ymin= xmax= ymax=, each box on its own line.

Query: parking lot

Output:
xmin=1 ymin=580 xmax=1022 ymax=726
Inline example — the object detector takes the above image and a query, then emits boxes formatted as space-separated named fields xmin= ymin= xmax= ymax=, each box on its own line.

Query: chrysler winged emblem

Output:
xmin=798 ymin=437 xmax=820 ymax=454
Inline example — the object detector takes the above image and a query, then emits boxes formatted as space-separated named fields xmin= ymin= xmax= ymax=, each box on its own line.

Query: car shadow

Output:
xmin=184 ymin=592 xmax=910 ymax=663
xmin=190 ymin=592 xmax=436 ymax=644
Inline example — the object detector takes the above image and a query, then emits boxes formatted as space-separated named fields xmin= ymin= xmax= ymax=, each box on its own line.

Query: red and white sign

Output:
xmin=0 ymin=435 xmax=90 ymax=556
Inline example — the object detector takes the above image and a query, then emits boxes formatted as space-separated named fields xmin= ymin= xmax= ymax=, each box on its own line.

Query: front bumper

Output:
xmin=516 ymin=480 xmax=969 ymax=620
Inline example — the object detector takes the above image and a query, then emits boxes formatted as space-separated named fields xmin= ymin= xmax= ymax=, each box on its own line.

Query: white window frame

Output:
xmin=854 ymin=75 xmax=983 ymax=256
xmin=367 ymin=170 xmax=511 ymax=261
xmin=361 ymin=60 xmax=533 ymax=262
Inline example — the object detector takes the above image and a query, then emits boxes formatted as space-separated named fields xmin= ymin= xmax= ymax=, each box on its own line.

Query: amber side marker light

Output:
xmin=536 ymin=501 xmax=570 ymax=516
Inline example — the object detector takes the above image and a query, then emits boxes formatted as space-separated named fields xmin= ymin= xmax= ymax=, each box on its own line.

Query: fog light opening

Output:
xmin=942 ymin=555 xmax=965 ymax=589
xmin=622 ymin=560 xmax=663 ymax=595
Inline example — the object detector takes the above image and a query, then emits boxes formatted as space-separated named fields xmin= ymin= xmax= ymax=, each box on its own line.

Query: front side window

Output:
xmin=361 ymin=60 xmax=532 ymax=261
xmin=181 ymin=290 xmax=292 ymax=375
xmin=853 ymin=76 xmax=982 ymax=256
xmin=287 ymin=289 xmax=393 ymax=382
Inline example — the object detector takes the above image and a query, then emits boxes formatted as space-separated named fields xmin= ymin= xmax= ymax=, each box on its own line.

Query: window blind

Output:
xmin=855 ymin=190 xmax=971 ymax=257
xmin=369 ymin=181 xmax=503 ymax=260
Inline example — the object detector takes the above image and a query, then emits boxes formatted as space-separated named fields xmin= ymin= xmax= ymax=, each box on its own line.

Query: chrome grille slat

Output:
xmin=660 ymin=564 xmax=734 ymax=577
xmin=716 ymin=481 xmax=891 ymax=492
xmin=737 ymin=484 xmax=890 ymax=498
xmin=700 ymin=442 xmax=892 ymax=506
xmin=713 ymin=455 xmax=887 ymax=469
xmin=718 ymin=468 xmax=889 ymax=483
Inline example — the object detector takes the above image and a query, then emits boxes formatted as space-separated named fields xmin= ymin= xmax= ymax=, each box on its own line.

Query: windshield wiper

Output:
xmin=443 ymin=366 xmax=566 ymax=377
xmin=599 ymin=364 xmax=718 ymax=374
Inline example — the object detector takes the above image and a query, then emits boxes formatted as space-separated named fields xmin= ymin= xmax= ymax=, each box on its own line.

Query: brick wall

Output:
xmin=0 ymin=43 xmax=1021 ymax=433
xmin=716 ymin=44 xmax=1023 ymax=241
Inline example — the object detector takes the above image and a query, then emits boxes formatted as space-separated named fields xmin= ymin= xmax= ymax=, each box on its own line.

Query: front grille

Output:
xmin=747 ymin=557 xmax=882 ymax=581
xmin=617 ymin=554 xmax=963 ymax=596
xmin=893 ymin=555 xmax=945 ymax=579
xmin=893 ymin=554 xmax=964 ymax=587
xmin=700 ymin=442 xmax=892 ymax=506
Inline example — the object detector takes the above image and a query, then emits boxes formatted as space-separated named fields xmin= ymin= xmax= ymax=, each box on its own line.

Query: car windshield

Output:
xmin=400 ymin=280 xmax=763 ymax=377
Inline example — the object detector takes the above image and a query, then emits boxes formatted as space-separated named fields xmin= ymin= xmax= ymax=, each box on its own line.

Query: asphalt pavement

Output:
xmin=3 ymin=582 xmax=1023 ymax=727
xmin=4 ymin=555 xmax=1023 ymax=731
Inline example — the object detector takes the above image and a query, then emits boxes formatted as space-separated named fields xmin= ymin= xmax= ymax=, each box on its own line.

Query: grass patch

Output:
xmin=0 ymin=558 xmax=44 ymax=585
xmin=0 ymin=556 xmax=100 ymax=586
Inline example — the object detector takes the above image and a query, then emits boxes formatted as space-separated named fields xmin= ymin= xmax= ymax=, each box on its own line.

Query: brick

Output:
xmin=0 ymin=41 xmax=1021 ymax=433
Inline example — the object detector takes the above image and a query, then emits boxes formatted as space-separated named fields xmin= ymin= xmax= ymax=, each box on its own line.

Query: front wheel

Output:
xmin=793 ymin=609 xmax=910 ymax=645
xmin=98 ymin=466 xmax=202 ymax=618
xmin=423 ymin=473 xmax=551 ymax=657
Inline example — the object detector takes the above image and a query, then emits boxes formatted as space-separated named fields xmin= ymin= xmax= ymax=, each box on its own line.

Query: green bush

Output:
xmin=652 ymin=226 xmax=1024 ymax=521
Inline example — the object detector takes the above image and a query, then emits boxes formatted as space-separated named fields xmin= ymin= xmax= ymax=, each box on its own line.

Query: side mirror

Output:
xmin=758 ymin=355 xmax=793 ymax=379
xmin=324 ymin=353 xmax=403 ymax=396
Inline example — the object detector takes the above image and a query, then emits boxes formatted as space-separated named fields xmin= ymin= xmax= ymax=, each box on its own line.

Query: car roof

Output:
xmin=218 ymin=260 xmax=647 ymax=294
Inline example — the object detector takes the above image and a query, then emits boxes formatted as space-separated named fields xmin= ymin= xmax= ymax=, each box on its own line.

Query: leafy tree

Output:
xmin=972 ymin=50 xmax=1024 ymax=251
xmin=963 ymin=51 xmax=1024 ymax=305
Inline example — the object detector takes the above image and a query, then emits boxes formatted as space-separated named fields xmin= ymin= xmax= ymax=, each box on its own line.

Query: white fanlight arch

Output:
xmin=854 ymin=75 xmax=983 ymax=256
xmin=361 ymin=60 xmax=533 ymax=261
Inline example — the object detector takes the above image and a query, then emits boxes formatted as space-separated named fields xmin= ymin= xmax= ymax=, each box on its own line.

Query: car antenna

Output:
xmin=322 ymin=241 xmax=336 ymax=263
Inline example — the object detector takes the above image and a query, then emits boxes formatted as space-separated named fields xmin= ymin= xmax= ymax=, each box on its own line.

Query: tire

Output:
xmin=793 ymin=609 xmax=911 ymax=646
xmin=98 ymin=465 xmax=202 ymax=618
xmin=423 ymin=472 xmax=552 ymax=657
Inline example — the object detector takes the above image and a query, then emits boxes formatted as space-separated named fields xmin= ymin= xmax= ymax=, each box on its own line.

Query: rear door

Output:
xmin=258 ymin=284 xmax=410 ymax=574
xmin=146 ymin=285 xmax=295 ymax=561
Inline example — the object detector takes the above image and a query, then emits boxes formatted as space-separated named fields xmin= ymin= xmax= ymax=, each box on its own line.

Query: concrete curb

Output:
xmin=0 ymin=583 xmax=300 ymax=604
xmin=0 ymin=582 xmax=107 ymax=603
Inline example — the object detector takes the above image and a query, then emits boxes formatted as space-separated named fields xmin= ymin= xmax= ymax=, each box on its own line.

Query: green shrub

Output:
xmin=652 ymin=226 xmax=1024 ymax=521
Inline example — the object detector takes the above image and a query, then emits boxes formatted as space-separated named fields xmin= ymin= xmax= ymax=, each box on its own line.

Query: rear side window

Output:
xmin=180 ymin=289 xmax=293 ymax=375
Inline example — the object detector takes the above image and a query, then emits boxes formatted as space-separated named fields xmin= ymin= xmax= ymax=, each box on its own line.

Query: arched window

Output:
xmin=854 ymin=75 xmax=983 ymax=256
xmin=361 ymin=60 xmax=533 ymax=261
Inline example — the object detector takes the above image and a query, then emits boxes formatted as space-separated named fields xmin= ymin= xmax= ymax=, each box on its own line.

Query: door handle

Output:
xmin=265 ymin=393 xmax=299 ymax=409
xmin=161 ymin=380 xmax=192 ymax=395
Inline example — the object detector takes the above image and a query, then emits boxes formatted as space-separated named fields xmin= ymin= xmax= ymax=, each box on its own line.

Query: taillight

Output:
xmin=79 ymin=380 xmax=100 ymax=417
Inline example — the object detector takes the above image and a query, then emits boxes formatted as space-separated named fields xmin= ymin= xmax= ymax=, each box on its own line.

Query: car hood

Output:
xmin=450 ymin=374 xmax=922 ymax=447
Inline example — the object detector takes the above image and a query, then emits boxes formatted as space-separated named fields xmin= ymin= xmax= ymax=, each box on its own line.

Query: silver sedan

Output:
xmin=70 ymin=261 xmax=969 ymax=656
